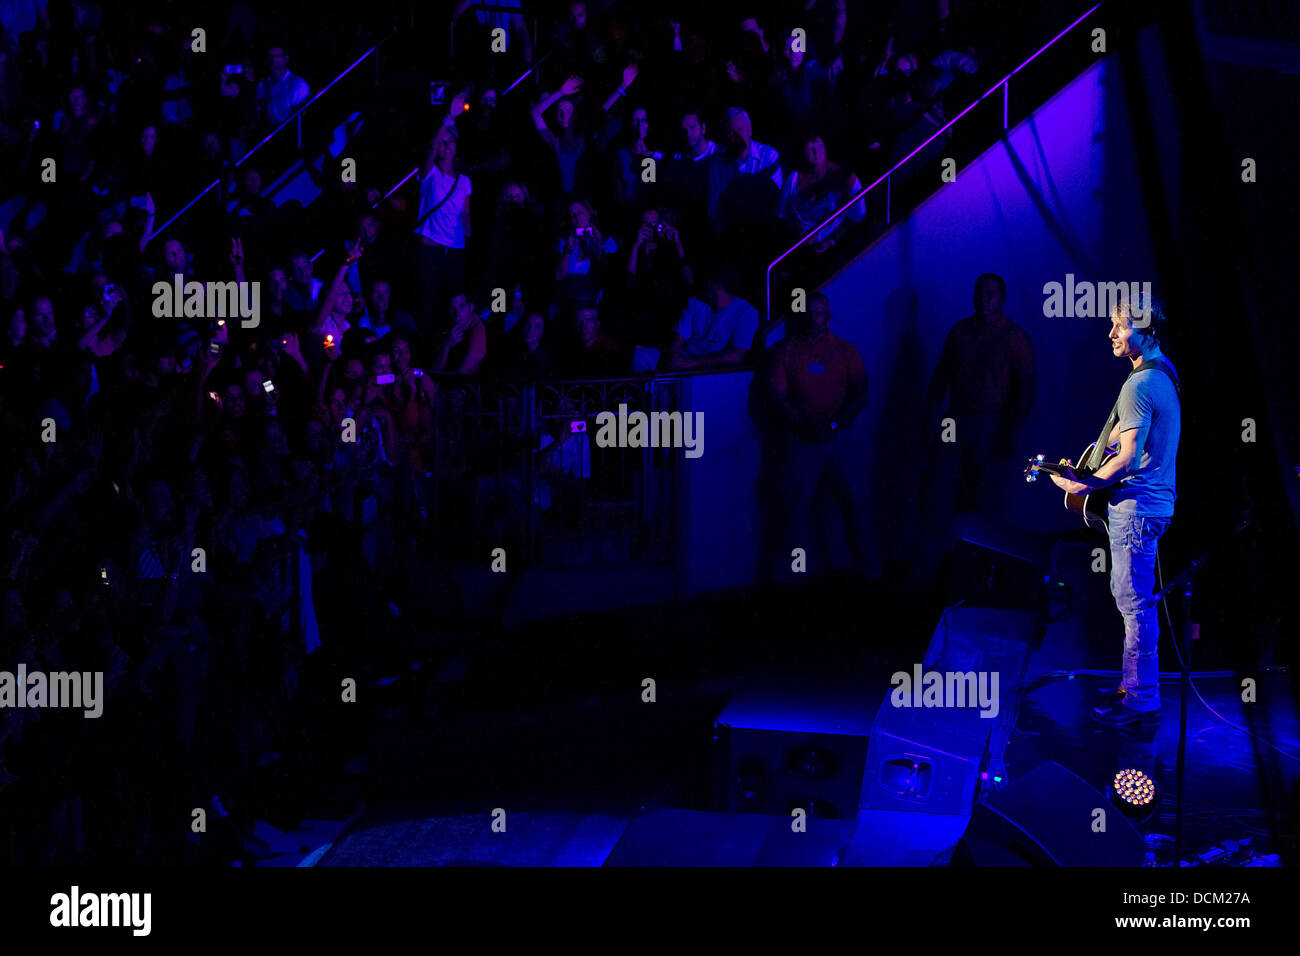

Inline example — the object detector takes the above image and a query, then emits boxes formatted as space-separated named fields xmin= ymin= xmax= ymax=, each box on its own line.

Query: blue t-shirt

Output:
xmin=1109 ymin=357 xmax=1181 ymax=517
xmin=675 ymin=297 xmax=759 ymax=356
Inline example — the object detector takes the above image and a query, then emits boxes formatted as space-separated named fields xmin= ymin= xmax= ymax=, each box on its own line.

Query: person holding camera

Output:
xmin=554 ymin=198 xmax=616 ymax=305
xmin=620 ymin=207 xmax=692 ymax=358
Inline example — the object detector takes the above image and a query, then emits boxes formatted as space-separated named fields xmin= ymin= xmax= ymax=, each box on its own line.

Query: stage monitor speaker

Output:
xmin=713 ymin=675 xmax=875 ymax=820
xmin=862 ymin=607 xmax=1036 ymax=814
xmin=956 ymin=761 xmax=1146 ymax=866
xmin=861 ymin=698 xmax=991 ymax=813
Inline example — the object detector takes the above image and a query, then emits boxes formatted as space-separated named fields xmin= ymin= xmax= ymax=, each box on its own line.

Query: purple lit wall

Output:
xmin=683 ymin=56 xmax=1162 ymax=593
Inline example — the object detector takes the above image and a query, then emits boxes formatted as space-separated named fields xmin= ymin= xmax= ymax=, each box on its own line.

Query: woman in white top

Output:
xmin=414 ymin=115 xmax=472 ymax=330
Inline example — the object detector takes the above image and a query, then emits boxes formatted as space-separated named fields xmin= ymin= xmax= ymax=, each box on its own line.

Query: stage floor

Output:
xmin=308 ymin=563 xmax=1298 ymax=866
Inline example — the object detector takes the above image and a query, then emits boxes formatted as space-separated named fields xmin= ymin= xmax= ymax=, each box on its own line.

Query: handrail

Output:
xmin=149 ymin=32 xmax=396 ymax=244
xmin=762 ymin=2 xmax=1104 ymax=328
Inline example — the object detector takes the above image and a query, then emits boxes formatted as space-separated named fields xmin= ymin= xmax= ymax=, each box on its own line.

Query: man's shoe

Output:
xmin=1096 ymin=686 xmax=1127 ymax=708
xmin=1091 ymin=702 xmax=1159 ymax=727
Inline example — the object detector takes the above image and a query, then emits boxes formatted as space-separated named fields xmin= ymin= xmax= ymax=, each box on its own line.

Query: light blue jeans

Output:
xmin=1107 ymin=507 xmax=1171 ymax=712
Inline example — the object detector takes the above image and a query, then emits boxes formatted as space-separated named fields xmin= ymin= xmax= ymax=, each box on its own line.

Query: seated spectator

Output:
xmin=390 ymin=334 xmax=436 ymax=408
xmin=262 ymin=265 xmax=290 ymax=328
xmin=493 ymin=312 xmax=553 ymax=380
xmin=661 ymin=266 xmax=758 ymax=371
xmin=150 ymin=237 xmax=194 ymax=284
xmin=778 ymin=133 xmax=865 ymax=253
xmin=284 ymin=250 xmax=323 ymax=317
xmin=430 ymin=292 xmax=487 ymax=375
xmin=614 ymin=104 xmax=665 ymax=208
xmin=5 ymin=306 xmax=25 ymax=350
xmin=707 ymin=107 xmax=783 ymax=231
xmin=666 ymin=111 xmax=719 ymax=215
xmin=256 ymin=44 xmax=311 ymax=126
xmin=124 ymin=125 xmax=168 ymax=202
xmin=225 ymin=168 xmax=274 ymax=218
xmin=558 ymin=301 xmax=625 ymax=377
xmin=358 ymin=280 xmax=416 ymax=339
xmin=54 ymin=86 xmax=98 ymax=184
xmin=487 ymin=181 xmax=547 ymax=306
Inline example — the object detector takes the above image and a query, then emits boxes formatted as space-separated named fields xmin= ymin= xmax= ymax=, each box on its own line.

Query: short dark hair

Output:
xmin=975 ymin=272 xmax=1006 ymax=297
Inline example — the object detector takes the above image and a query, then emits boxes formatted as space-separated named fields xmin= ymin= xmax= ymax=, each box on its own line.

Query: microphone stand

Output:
xmin=1155 ymin=551 xmax=1209 ymax=866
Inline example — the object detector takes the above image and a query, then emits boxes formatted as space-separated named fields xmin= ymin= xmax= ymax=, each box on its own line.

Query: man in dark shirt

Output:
xmin=560 ymin=302 xmax=626 ymax=378
xmin=924 ymin=273 xmax=1035 ymax=517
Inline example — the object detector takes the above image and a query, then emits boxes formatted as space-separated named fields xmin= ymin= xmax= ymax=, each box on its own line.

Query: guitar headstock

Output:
xmin=1024 ymin=455 xmax=1072 ymax=482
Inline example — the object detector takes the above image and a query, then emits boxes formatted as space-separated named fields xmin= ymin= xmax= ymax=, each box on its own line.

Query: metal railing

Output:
xmin=763 ymin=2 xmax=1105 ymax=328
xmin=149 ymin=33 xmax=396 ymax=244
xmin=424 ymin=374 xmax=683 ymax=571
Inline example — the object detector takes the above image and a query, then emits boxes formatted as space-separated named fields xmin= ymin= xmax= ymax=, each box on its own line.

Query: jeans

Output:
xmin=766 ymin=432 xmax=875 ymax=581
xmin=1107 ymin=507 xmax=1171 ymax=712
xmin=413 ymin=241 xmax=466 ymax=333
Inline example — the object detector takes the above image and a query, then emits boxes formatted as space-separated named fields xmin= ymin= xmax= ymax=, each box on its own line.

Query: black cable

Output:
xmin=1155 ymin=549 xmax=1300 ymax=765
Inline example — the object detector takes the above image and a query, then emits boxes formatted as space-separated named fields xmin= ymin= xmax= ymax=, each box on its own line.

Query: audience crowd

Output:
xmin=0 ymin=0 xmax=1059 ymax=863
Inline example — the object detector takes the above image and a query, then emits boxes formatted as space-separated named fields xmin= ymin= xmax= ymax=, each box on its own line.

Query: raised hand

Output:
xmin=559 ymin=75 xmax=584 ymax=97
xmin=620 ymin=63 xmax=639 ymax=89
xmin=229 ymin=237 xmax=244 ymax=267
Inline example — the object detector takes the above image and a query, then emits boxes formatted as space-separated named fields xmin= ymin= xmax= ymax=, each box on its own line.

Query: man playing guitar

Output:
xmin=1047 ymin=294 xmax=1181 ymax=726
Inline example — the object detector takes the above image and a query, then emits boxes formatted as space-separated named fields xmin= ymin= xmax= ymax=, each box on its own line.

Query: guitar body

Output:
xmin=1064 ymin=441 xmax=1113 ymax=534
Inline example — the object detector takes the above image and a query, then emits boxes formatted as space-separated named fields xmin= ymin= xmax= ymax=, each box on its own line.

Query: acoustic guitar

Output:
xmin=1024 ymin=441 xmax=1116 ymax=533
